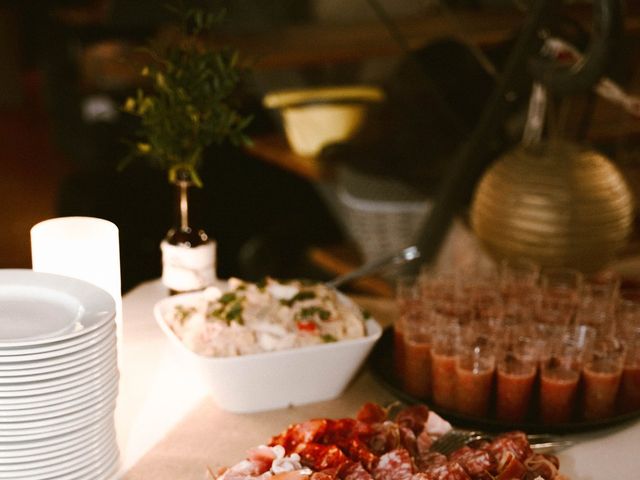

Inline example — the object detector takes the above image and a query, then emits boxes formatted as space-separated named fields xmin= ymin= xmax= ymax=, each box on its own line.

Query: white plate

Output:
xmin=0 ymin=270 xmax=115 ymax=347
xmin=0 ymin=369 xmax=118 ymax=408
xmin=0 ymin=415 xmax=114 ymax=454
xmin=0 ymin=317 xmax=115 ymax=357
xmin=0 ymin=401 xmax=115 ymax=442
xmin=0 ymin=387 xmax=117 ymax=429
xmin=53 ymin=447 xmax=119 ymax=480
xmin=0 ymin=321 xmax=115 ymax=363
xmin=0 ymin=429 xmax=115 ymax=471
xmin=0 ymin=379 xmax=117 ymax=420
xmin=0 ymin=425 xmax=113 ymax=463
xmin=0 ymin=352 xmax=117 ymax=395
xmin=0 ymin=330 xmax=115 ymax=373
xmin=1 ymin=442 xmax=118 ymax=480
xmin=0 ymin=337 xmax=116 ymax=383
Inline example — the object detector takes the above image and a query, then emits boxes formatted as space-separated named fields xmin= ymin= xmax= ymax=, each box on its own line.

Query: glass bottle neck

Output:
xmin=177 ymin=180 xmax=190 ymax=231
xmin=167 ymin=176 xmax=209 ymax=246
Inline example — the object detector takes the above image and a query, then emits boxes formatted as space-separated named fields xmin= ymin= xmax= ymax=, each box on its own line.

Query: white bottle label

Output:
xmin=161 ymin=240 xmax=216 ymax=292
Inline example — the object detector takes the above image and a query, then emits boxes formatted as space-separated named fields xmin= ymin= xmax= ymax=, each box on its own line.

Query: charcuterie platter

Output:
xmin=210 ymin=402 xmax=568 ymax=480
xmin=368 ymin=328 xmax=640 ymax=434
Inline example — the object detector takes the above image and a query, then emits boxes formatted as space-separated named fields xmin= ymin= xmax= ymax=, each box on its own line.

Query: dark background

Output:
xmin=1 ymin=0 xmax=639 ymax=292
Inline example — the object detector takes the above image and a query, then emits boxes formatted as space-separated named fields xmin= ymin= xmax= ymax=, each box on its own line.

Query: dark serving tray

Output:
xmin=367 ymin=328 xmax=640 ymax=434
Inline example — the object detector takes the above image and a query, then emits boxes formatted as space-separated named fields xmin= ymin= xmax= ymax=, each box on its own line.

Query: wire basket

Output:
xmin=337 ymin=188 xmax=432 ymax=264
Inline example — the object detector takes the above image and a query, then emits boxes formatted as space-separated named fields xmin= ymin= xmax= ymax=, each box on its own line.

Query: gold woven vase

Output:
xmin=470 ymin=141 xmax=635 ymax=272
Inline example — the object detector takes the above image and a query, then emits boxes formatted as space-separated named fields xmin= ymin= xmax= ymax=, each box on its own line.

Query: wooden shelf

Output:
xmin=245 ymin=134 xmax=334 ymax=182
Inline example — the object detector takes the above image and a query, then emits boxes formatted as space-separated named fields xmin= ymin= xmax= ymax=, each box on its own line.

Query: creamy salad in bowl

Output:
xmin=163 ymin=278 xmax=367 ymax=357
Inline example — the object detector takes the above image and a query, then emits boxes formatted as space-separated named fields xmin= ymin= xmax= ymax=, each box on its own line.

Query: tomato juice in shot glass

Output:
xmin=431 ymin=315 xmax=460 ymax=411
xmin=455 ymin=329 xmax=495 ymax=417
xmin=619 ymin=330 xmax=640 ymax=413
xmin=402 ymin=314 xmax=433 ymax=399
xmin=496 ymin=331 xmax=538 ymax=422
xmin=582 ymin=336 xmax=625 ymax=420
xmin=540 ymin=325 xmax=594 ymax=424
xmin=617 ymin=304 xmax=640 ymax=412
xmin=395 ymin=276 xmax=421 ymax=380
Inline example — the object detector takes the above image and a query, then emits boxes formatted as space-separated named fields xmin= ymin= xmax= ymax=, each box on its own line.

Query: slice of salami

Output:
xmin=421 ymin=462 xmax=472 ymax=480
xmin=367 ymin=421 xmax=401 ymax=455
xmin=415 ymin=452 xmax=447 ymax=472
xmin=486 ymin=432 xmax=532 ymax=464
xmin=296 ymin=443 xmax=350 ymax=472
xmin=399 ymin=426 xmax=417 ymax=457
xmin=395 ymin=405 xmax=431 ymax=435
xmin=449 ymin=447 xmax=496 ymax=480
xmin=494 ymin=453 xmax=527 ymax=480
xmin=312 ymin=472 xmax=336 ymax=480
xmin=271 ymin=420 xmax=330 ymax=452
xmin=357 ymin=403 xmax=389 ymax=424
xmin=372 ymin=449 xmax=414 ymax=480
xmin=343 ymin=461 xmax=374 ymax=480
xmin=415 ymin=430 xmax=433 ymax=458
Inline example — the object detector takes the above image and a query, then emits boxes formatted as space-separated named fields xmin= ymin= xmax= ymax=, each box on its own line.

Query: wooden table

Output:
xmin=116 ymin=279 xmax=640 ymax=479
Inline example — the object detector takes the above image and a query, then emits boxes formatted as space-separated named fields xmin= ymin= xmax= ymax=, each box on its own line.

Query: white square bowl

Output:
xmin=153 ymin=291 xmax=382 ymax=413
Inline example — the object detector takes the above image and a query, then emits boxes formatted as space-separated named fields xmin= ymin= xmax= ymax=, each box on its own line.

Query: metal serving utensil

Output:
xmin=326 ymin=245 xmax=420 ymax=290
xmin=430 ymin=429 xmax=574 ymax=456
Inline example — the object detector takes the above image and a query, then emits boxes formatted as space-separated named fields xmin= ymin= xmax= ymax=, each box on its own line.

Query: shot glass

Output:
xmin=394 ymin=276 xmax=422 ymax=380
xmin=402 ymin=314 xmax=433 ymax=399
xmin=430 ymin=313 xmax=460 ymax=411
xmin=618 ymin=324 xmax=640 ymax=413
xmin=455 ymin=327 xmax=496 ymax=417
xmin=472 ymin=288 xmax=504 ymax=334
xmin=575 ymin=294 xmax=616 ymax=339
xmin=500 ymin=257 xmax=540 ymax=307
xmin=496 ymin=327 xmax=538 ymax=422
xmin=582 ymin=336 xmax=626 ymax=420
xmin=540 ymin=267 xmax=583 ymax=310
xmin=540 ymin=325 xmax=594 ymax=424
xmin=616 ymin=299 xmax=640 ymax=338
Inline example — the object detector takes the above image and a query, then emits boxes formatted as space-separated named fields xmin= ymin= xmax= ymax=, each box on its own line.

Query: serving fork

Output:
xmin=430 ymin=429 xmax=574 ymax=456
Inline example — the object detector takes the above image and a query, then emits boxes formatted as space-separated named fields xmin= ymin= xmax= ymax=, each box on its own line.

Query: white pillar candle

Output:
xmin=30 ymin=217 xmax=123 ymax=340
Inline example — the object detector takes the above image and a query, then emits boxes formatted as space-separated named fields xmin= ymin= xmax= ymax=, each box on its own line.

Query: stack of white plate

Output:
xmin=0 ymin=269 xmax=119 ymax=480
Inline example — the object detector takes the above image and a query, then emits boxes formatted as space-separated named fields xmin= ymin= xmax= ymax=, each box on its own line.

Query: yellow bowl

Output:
xmin=263 ymin=85 xmax=385 ymax=157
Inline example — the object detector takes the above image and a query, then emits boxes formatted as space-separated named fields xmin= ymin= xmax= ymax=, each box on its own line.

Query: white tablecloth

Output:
xmin=115 ymin=279 xmax=640 ymax=479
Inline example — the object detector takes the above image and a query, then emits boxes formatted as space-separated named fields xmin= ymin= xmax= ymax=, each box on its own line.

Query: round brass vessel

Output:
xmin=471 ymin=141 xmax=635 ymax=271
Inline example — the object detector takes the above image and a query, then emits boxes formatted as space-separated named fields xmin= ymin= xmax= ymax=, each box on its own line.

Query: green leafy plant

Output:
xmin=122 ymin=4 xmax=252 ymax=187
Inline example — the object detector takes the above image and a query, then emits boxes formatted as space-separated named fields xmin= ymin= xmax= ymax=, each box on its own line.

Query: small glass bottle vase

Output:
xmin=161 ymin=170 xmax=216 ymax=294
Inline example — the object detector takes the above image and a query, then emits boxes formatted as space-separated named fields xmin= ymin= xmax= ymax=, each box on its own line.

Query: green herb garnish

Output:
xmin=299 ymin=306 xmax=331 ymax=321
xmin=321 ymin=334 xmax=337 ymax=343
xmin=174 ymin=305 xmax=196 ymax=324
xmin=219 ymin=292 xmax=237 ymax=304
xmin=225 ymin=302 xmax=244 ymax=324
xmin=280 ymin=290 xmax=316 ymax=307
